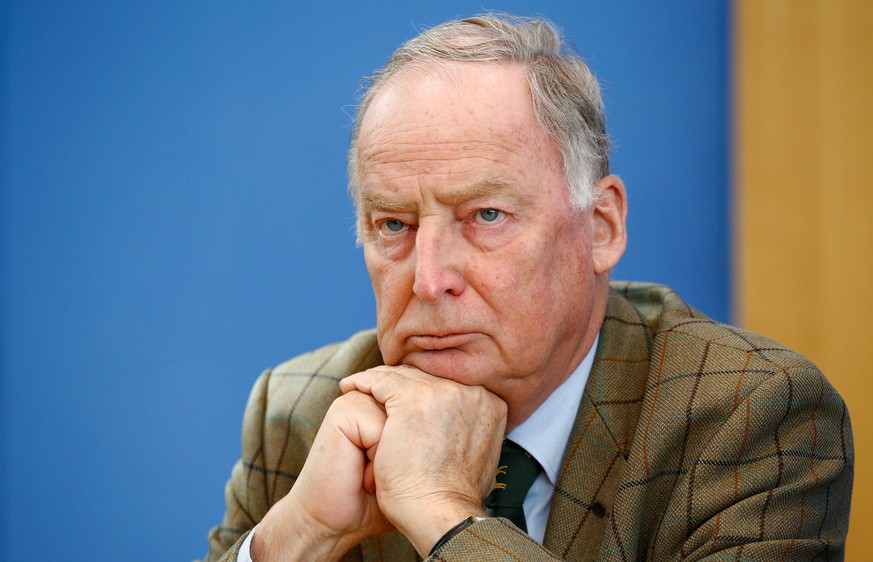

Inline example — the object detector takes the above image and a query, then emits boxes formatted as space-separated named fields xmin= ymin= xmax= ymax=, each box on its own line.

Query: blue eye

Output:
xmin=380 ymin=219 xmax=408 ymax=235
xmin=476 ymin=208 xmax=505 ymax=224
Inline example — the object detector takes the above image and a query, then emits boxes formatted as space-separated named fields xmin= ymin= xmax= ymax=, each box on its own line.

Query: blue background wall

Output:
xmin=1 ymin=2 xmax=727 ymax=559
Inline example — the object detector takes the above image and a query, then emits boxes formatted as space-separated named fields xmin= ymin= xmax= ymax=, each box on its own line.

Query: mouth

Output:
xmin=407 ymin=332 xmax=478 ymax=350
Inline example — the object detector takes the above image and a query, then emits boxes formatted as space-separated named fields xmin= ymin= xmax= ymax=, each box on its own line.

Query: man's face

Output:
xmin=355 ymin=63 xmax=610 ymax=427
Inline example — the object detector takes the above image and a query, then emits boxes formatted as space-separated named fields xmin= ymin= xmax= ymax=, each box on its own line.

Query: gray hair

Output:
xmin=347 ymin=13 xmax=611 ymax=212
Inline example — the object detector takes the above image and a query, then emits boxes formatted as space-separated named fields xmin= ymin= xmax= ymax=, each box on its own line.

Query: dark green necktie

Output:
xmin=484 ymin=440 xmax=542 ymax=532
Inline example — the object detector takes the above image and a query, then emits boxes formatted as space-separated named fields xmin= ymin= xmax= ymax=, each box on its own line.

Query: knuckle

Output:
xmin=334 ymin=389 xmax=364 ymax=408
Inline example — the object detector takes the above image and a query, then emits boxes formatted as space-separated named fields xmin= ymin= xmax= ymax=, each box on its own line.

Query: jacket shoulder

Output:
xmin=269 ymin=328 xmax=383 ymax=387
xmin=609 ymin=280 xmax=821 ymax=375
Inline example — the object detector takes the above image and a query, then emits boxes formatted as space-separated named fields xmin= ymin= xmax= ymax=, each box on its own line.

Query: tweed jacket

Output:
xmin=202 ymin=282 xmax=853 ymax=561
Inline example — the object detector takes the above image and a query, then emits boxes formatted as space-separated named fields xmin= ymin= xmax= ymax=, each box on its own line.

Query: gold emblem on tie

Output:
xmin=493 ymin=464 xmax=509 ymax=490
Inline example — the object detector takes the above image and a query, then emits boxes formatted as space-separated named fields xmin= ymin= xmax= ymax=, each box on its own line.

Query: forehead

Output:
xmin=356 ymin=62 xmax=562 ymax=197
xmin=360 ymin=62 xmax=540 ymax=144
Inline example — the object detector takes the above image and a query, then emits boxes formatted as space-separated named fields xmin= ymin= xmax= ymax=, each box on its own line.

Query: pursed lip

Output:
xmin=407 ymin=332 xmax=479 ymax=350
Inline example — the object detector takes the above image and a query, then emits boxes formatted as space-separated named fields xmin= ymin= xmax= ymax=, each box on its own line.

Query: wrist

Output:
xmin=253 ymin=501 xmax=356 ymax=562
xmin=395 ymin=499 xmax=488 ymax=558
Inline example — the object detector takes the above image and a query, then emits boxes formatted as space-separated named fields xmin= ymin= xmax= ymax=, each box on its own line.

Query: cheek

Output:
xmin=465 ymin=248 xmax=542 ymax=333
xmin=367 ymin=256 xmax=412 ymax=317
xmin=370 ymin=264 xmax=409 ymax=365
xmin=490 ymin=235 xmax=589 ymax=316
xmin=465 ymin=255 xmax=522 ymax=305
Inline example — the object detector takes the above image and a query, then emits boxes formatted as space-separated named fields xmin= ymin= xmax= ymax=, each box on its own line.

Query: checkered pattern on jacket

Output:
xmin=201 ymin=282 xmax=853 ymax=561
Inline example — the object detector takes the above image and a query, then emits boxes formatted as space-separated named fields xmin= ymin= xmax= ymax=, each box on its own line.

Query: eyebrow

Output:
xmin=360 ymin=177 xmax=523 ymax=212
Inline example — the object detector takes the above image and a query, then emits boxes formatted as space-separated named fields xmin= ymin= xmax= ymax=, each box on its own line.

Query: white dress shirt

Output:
xmin=507 ymin=335 xmax=597 ymax=544
xmin=237 ymin=336 xmax=597 ymax=559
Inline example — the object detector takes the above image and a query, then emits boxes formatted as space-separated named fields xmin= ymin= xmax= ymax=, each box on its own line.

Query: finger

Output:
xmin=370 ymin=364 xmax=435 ymax=381
xmin=334 ymin=390 xmax=387 ymax=451
xmin=339 ymin=364 xmax=439 ymax=395
xmin=384 ymin=364 xmax=446 ymax=382
xmin=363 ymin=442 xmax=379 ymax=493
xmin=367 ymin=442 xmax=379 ymax=463
xmin=363 ymin=460 xmax=377 ymax=494
xmin=340 ymin=369 xmax=414 ymax=407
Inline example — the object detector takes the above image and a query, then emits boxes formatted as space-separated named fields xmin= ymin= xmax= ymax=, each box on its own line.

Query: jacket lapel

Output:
xmin=543 ymin=288 xmax=652 ymax=560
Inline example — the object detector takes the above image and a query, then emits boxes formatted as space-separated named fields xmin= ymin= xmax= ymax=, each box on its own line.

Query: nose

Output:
xmin=412 ymin=222 xmax=466 ymax=301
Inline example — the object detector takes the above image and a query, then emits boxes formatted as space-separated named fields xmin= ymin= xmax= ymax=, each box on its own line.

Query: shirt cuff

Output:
xmin=237 ymin=525 xmax=258 ymax=562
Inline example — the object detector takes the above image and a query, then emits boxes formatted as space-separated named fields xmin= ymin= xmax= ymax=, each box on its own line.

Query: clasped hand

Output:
xmin=252 ymin=365 xmax=508 ymax=561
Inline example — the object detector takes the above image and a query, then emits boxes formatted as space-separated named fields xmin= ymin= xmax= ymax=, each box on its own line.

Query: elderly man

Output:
xmin=202 ymin=14 xmax=853 ymax=562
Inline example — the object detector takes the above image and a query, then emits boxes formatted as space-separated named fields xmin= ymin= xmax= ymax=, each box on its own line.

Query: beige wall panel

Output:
xmin=736 ymin=1 xmax=873 ymax=558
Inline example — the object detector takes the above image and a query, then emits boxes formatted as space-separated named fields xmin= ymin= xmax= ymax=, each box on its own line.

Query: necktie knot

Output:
xmin=484 ymin=440 xmax=541 ymax=531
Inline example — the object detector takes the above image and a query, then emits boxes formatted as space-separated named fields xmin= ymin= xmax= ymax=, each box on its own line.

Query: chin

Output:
xmin=401 ymin=349 xmax=491 ymax=387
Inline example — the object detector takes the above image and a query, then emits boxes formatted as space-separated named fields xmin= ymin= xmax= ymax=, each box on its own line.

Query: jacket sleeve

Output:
xmin=668 ymin=364 xmax=854 ymax=561
xmin=428 ymin=518 xmax=562 ymax=561
xmin=197 ymin=334 xmax=369 ymax=562
xmin=198 ymin=369 xmax=273 ymax=562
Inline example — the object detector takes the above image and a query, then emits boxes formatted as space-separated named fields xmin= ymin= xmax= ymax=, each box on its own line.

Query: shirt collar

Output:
xmin=506 ymin=335 xmax=598 ymax=486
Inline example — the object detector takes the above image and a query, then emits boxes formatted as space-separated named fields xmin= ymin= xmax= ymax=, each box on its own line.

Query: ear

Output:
xmin=591 ymin=175 xmax=628 ymax=274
